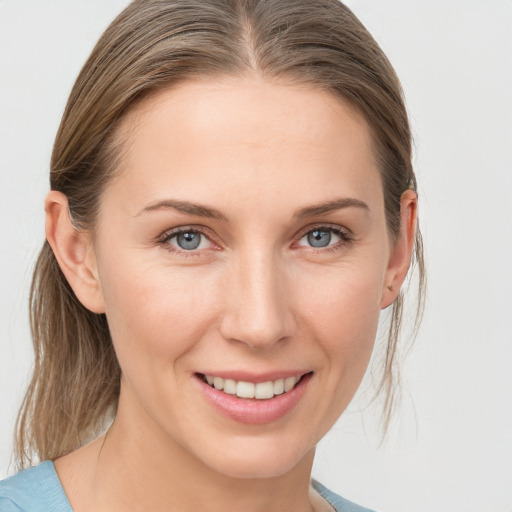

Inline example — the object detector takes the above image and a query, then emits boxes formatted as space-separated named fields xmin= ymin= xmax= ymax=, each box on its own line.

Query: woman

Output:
xmin=0 ymin=0 xmax=424 ymax=510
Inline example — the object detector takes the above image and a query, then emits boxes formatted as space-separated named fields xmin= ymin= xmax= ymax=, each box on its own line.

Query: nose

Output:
xmin=219 ymin=248 xmax=296 ymax=350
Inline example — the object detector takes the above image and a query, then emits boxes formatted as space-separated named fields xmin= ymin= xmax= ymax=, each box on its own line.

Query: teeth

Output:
xmin=213 ymin=376 xmax=224 ymax=390
xmin=273 ymin=378 xmax=284 ymax=395
xmin=236 ymin=381 xmax=255 ymax=398
xmin=223 ymin=379 xmax=236 ymax=395
xmin=284 ymin=376 xmax=297 ymax=392
xmin=255 ymin=381 xmax=274 ymax=399
xmin=203 ymin=374 xmax=302 ymax=399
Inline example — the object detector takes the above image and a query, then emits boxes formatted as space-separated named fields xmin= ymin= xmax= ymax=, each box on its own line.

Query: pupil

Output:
xmin=177 ymin=232 xmax=201 ymax=250
xmin=307 ymin=230 xmax=331 ymax=248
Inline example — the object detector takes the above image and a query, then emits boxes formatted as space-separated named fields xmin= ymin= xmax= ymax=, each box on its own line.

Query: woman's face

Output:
xmin=89 ymin=77 xmax=399 ymax=478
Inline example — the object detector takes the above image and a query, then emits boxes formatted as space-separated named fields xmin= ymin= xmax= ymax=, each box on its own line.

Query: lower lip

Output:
xmin=196 ymin=373 xmax=312 ymax=425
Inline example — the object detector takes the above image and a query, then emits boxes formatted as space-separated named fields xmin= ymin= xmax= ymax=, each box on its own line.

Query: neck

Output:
xmin=98 ymin=424 xmax=315 ymax=512
xmin=62 ymin=386 xmax=319 ymax=512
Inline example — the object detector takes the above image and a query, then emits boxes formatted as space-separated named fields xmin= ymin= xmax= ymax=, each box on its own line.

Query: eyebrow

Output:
xmin=294 ymin=197 xmax=369 ymax=218
xmin=135 ymin=199 xmax=228 ymax=221
xmin=135 ymin=196 xmax=369 ymax=221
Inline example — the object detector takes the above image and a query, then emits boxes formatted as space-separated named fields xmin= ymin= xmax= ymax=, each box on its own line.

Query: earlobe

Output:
xmin=380 ymin=190 xmax=418 ymax=309
xmin=45 ymin=191 xmax=106 ymax=314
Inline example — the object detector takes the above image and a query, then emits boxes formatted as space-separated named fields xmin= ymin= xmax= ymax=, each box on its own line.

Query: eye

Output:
xmin=297 ymin=226 xmax=348 ymax=249
xmin=160 ymin=228 xmax=214 ymax=252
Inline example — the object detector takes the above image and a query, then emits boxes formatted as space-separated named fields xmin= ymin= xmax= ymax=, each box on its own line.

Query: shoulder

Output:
xmin=0 ymin=461 xmax=73 ymax=512
xmin=312 ymin=480 xmax=377 ymax=512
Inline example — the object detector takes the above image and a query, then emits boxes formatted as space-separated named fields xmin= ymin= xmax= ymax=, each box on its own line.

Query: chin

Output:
xmin=196 ymin=437 xmax=315 ymax=480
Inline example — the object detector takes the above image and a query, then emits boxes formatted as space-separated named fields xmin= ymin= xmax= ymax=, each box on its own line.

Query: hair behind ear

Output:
xmin=15 ymin=242 xmax=120 ymax=469
xmin=377 ymin=227 xmax=425 ymax=433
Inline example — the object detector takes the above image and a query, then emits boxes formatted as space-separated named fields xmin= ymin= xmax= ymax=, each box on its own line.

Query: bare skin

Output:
xmin=56 ymin=434 xmax=334 ymax=511
xmin=49 ymin=76 xmax=417 ymax=511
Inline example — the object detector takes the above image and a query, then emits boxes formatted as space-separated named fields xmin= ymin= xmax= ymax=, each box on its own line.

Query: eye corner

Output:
xmin=294 ymin=224 xmax=353 ymax=252
xmin=157 ymin=226 xmax=219 ymax=256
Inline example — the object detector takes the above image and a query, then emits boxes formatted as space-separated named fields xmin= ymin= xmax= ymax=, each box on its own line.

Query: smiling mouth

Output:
xmin=198 ymin=373 xmax=310 ymax=400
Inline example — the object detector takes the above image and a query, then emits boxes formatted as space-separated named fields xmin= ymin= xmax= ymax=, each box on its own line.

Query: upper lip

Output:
xmin=196 ymin=370 xmax=312 ymax=383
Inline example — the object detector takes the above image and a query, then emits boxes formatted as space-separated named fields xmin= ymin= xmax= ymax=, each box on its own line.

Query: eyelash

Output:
xmin=157 ymin=224 xmax=352 ymax=256
xmin=296 ymin=224 xmax=353 ymax=253
xmin=157 ymin=226 xmax=215 ymax=258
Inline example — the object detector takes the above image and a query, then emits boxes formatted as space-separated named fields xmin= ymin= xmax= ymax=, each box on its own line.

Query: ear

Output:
xmin=45 ymin=191 xmax=106 ymax=314
xmin=380 ymin=189 xmax=418 ymax=309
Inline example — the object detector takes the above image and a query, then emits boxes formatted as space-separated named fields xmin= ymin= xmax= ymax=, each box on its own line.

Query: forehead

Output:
xmin=106 ymin=76 xmax=383 ymax=217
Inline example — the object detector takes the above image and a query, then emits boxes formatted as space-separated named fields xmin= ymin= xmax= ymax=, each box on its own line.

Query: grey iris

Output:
xmin=177 ymin=231 xmax=201 ymax=250
xmin=307 ymin=229 xmax=331 ymax=248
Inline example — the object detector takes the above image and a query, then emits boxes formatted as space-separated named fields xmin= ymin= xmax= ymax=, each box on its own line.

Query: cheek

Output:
xmin=297 ymin=258 xmax=383 ymax=333
xmin=295 ymin=259 xmax=384 ymax=374
xmin=281 ymin=260 xmax=385 ymax=440
xmin=97 ymin=255 xmax=221 ymax=377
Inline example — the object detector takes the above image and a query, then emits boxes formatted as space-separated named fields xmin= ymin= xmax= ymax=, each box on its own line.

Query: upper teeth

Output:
xmin=204 ymin=375 xmax=301 ymax=399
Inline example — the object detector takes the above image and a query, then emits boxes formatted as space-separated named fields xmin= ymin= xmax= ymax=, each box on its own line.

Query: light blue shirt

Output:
xmin=0 ymin=461 xmax=72 ymax=511
xmin=0 ymin=461 xmax=375 ymax=511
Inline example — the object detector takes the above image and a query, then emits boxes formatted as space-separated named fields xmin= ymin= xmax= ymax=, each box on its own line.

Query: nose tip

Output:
xmin=219 ymin=257 xmax=296 ymax=350
xmin=221 ymin=310 xmax=295 ymax=350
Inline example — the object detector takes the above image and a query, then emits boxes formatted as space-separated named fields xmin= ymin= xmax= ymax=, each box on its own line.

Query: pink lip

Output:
xmin=195 ymin=372 xmax=312 ymax=425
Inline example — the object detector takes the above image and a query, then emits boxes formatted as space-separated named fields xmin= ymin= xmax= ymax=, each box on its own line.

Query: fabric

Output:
xmin=0 ymin=461 xmax=72 ymax=512
xmin=0 ymin=461 xmax=375 ymax=512
xmin=312 ymin=480 xmax=376 ymax=512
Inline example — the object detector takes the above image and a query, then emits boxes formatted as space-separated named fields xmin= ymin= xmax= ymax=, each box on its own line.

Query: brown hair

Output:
xmin=15 ymin=0 xmax=425 ymax=468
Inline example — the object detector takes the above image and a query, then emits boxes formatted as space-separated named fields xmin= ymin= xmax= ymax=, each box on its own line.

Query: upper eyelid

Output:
xmin=157 ymin=227 xmax=216 ymax=256
xmin=158 ymin=223 xmax=348 ymax=236
xmin=156 ymin=223 xmax=351 ymax=250
xmin=158 ymin=225 xmax=214 ymax=242
xmin=295 ymin=223 xmax=351 ymax=239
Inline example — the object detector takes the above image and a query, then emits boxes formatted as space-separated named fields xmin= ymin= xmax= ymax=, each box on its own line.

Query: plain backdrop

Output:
xmin=1 ymin=1 xmax=511 ymax=511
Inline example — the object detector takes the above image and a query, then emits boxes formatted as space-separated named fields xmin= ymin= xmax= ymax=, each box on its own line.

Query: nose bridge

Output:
xmin=220 ymin=244 xmax=294 ymax=349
